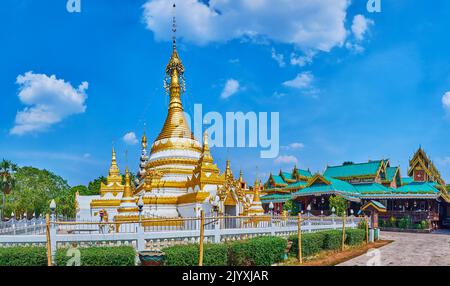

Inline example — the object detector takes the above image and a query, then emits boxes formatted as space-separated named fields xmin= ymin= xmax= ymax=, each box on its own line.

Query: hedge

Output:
xmin=55 ymin=246 xmax=136 ymax=266
xmin=289 ymin=232 xmax=325 ymax=257
xmin=0 ymin=246 xmax=47 ymax=266
xmin=228 ymin=236 xmax=287 ymax=266
xmin=163 ymin=243 xmax=228 ymax=266
xmin=323 ymin=230 xmax=342 ymax=250
xmin=345 ymin=229 xmax=366 ymax=246
xmin=163 ymin=236 xmax=287 ymax=266
xmin=289 ymin=228 xmax=367 ymax=257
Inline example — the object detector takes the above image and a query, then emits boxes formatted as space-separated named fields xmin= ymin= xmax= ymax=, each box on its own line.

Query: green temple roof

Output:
xmin=323 ymin=160 xmax=382 ymax=178
xmin=298 ymin=169 xmax=312 ymax=177
xmin=354 ymin=183 xmax=391 ymax=194
xmin=281 ymin=172 xmax=294 ymax=180
xmin=260 ymin=193 xmax=292 ymax=203
xmin=402 ymin=177 xmax=414 ymax=185
xmin=285 ymin=181 xmax=308 ymax=189
xmin=292 ymin=176 xmax=358 ymax=197
xmin=395 ymin=182 xmax=439 ymax=194
xmin=386 ymin=167 xmax=399 ymax=182
xmin=271 ymin=175 xmax=287 ymax=185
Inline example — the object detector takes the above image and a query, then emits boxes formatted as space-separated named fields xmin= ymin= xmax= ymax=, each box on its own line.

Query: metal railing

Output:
xmin=0 ymin=214 xmax=363 ymax=248
xmin=0 ymin=217 xmax=46 ymax=235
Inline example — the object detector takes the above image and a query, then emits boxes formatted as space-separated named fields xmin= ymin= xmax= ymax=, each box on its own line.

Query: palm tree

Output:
xmin=0 ymin=160 xmax=18 ymax=220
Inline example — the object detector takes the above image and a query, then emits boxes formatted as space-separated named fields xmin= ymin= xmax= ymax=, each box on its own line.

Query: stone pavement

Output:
xmin=338 ymin=231 xmax=450 ymax=266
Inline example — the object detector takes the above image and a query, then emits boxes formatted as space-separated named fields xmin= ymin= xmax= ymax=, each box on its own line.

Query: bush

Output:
xmin=345 ymin=229 xmax=366 ymax=245
xmin=55 ymin=246 xmax=135 ymax=266
xmin=389 ymin=216 xmax=397 ymax=228
xmin=289 ymin=231 xmax=325 ymax=257
xmin=229 ymin=236 xmax=287 ymax=266
xmin=163 ymin=243 xmax=227 ymax=266
xmin=0 ymin=246 xmax=47 ymax=266
xmin=322 ymin=230 xmax=342 ymax=250
xmin=358 ymin=219 xmax=367 ymax=230
xmin=398 ymin=217 xmax=412 ymax=229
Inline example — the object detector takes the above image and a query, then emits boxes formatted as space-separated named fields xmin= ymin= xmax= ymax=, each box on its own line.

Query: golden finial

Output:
xmin=239 ymin=169 xmax=243 ymax=182
xmin=142 ymin=123 xmax=148 ymax=150
xmin=225 ymin=159 xmax=233 ymax=178
xmin=164 ymin=2 xmax=185 ymax=97
xmin=123 ymin=167 xmax=132 ymax=198
xmin=172 ymin=3 xmax=177 ymax=50
xmin=109 ymin=146 xmax=120 ymax=177
xmin=253 ymin=179 xmax=261 ymax=203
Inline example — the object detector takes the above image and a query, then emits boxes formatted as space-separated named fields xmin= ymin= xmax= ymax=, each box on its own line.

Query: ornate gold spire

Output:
xmin=107 ymin=147 xmax=121 ymax=184
xmin=239 ymin=169 xmax=244 ymax=183
xmin=123 ymin=167 xmax=133 ymax=198
xmin=200 ymin=131 xmax=213 ymax=163
xmin=142 ymin=133 xmax=147 ymax=150
xmin=225 ymin=159 xmax=233 ymax=179
xmin=253 ymin=179 xmax=261 ymax=203
xmin=157 ymin=3 xmax=193 ymax=141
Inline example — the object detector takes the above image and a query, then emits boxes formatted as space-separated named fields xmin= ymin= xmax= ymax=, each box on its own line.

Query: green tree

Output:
xmin=0 ymin=160 xmax=18 ymax=220
xmin=6 ymin=166 xmax=73 ymax=218
xmin=329 ymin=195 xmax=348 ymax=216
xmin=87 ymin=176 xmax=107 ymax=195
xmin=71 ymin=185 xmax=90 ymax=196
xmin=447 ymin=185 xmax=450 ymax=193
xmin=283 ymin=199 xmax=299 ymax=215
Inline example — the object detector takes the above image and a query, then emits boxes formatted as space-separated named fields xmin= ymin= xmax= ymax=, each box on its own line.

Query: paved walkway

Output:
xmin=338 ymin=231 xmax=450 ymax=266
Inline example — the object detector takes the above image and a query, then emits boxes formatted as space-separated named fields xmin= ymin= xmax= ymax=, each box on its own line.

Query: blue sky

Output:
xmin=1 ymin=0 xmax=450 ymax=186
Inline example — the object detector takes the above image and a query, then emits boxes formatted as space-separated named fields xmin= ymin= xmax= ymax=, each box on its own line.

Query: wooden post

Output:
xmin=198 ymin=210 xmax=205 ymax=266
xmin=45 ymin=213 xmax=52 ymax=266
xmin=365 ymin=216 xmax=369 ymax=244
xmin=341 ymin=212 xmax=346 ymax=252
xmin=297 ymin=213 xmax=302 ymax=263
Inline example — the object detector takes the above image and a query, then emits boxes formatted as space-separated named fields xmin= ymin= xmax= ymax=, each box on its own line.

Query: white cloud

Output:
xmin=10 ymin=71 xmax=88 ymax=135
xmin=290 ymin=50 xmax=316 ymax=67
xmin=281 ymin=142 xmax=305 ymax=150
xmin=442 ymin=91 xmax=450 ymax=111
xmin=345 ymin=42 xmax=365 ymax=53
xmin=220 ymin=79 xmax=240 ymax=99
xmin=271 ymin=48 xmax=285 ymax=67
xmin=288 ymin=142 xmax=305 ymax=149
xmin=123 ymin=132 xmax=139 ymax=145
xmin=274 ymin=155 xmax=298 ymax=165
xmin=283 ymin=72 xmax=314 ymax=89
xmin=351 ymin=14 xmax=374 ymax=41
xmin=143 ymin=0 xmax=350 ymax=51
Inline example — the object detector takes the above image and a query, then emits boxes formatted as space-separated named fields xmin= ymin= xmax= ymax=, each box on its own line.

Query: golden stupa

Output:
xmin=76 ymin=7 xmax=265 ymax=221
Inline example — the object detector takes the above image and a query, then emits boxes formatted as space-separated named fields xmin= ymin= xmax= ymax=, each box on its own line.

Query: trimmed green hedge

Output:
xmin=289 ymin=232 xmax=325 ymax=257
xmin=289 ymin=228 xmax=367 ymax=257
xmin=163 ymin=243 xmax=228 ymax=266
xmin=323 ymin=230 xmax=342 ymax=250
xmin=345 ymin=229 xmax=366 ymax=245
xmin=0 ymin=246 xmax=47 ymax=266
xmin=55 ymin=246 xmax=136 ymax=266
xmin=163 ymin=236 xmax=287 ymax=266
xmin=228 ymin=236 xmax=287 ymax=266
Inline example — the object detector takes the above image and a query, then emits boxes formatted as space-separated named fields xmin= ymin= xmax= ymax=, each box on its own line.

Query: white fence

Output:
xmin=0 ymin=215 xmax=364 ymax=256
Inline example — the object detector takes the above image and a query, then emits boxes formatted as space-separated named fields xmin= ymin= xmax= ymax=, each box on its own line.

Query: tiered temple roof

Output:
xmin=263 ymin=148 xmax=450 ymax=204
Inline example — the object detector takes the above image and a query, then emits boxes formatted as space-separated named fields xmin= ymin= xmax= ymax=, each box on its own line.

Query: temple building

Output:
xmin=261 ymin=148 xmax=450 ymax=228
xmin=260 ymin=166 xmax=312 ymax=214
xmin=75 ymin=15 xmax=263 ymax=222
